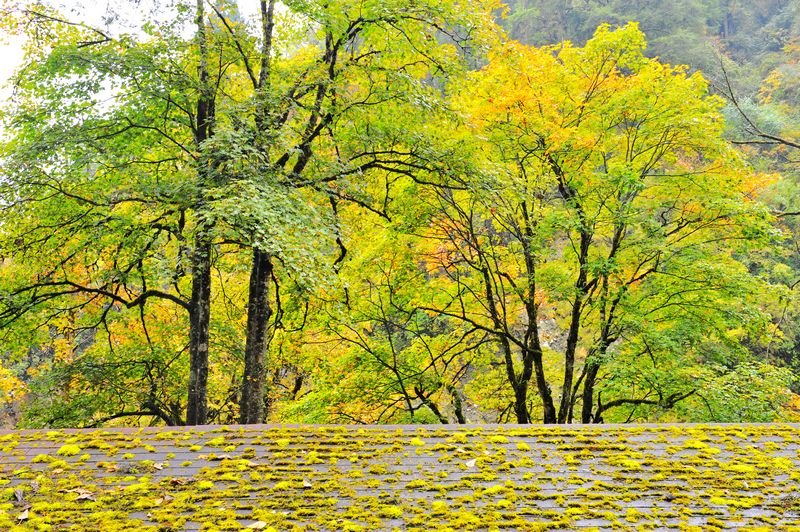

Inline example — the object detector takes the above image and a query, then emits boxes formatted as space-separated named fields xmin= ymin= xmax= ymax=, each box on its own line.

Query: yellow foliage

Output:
xmin=0 ymin=363 xmax=25 ymax=405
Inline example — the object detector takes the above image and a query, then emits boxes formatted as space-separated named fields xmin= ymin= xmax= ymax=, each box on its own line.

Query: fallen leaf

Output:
xmin=302 ymin=478 xmax=312 ymax=488
xmin=465 ymin=459 xmax=477 ymax=468
xmin=66 ymin=488 xmax=96 ymax=501
xmin=17 ymin=509 xmax=28 ymax=521
xmin=247 ymin=522 xmax=267 ymax=529
xmin=153 ymin=462 xmax=164 ymax=470
xmin=13 ymin=489 xmax=24 ymax=503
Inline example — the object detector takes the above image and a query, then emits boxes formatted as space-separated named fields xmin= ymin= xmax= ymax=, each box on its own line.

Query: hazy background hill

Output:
xmin=503 ymin=0 xmax=800 ymax=92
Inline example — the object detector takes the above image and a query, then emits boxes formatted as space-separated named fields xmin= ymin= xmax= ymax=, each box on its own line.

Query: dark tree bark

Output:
xmin=187 ymin=233 xmax=212 ymax=425
xmin=240 ymin=249 xmax=273 ymax=424
xmin=512 ymin=383 xmax=531 ymax=424
xmin=530 ymin=345 xmax=557 ymax=423
xmin=553 ymin=162 xmax=592 ymax=424
xmin=520 ymin=200 xmax=557 ymax=423
xmin=557 ymin=233 xmax=590 ymax=423
xmin=239 ymin=0 xmax=277 ymax=425
xmin=580 ymin=362 xmax=601 ymax=423
xmin=186 ymin=0 xmax=215 ymax=425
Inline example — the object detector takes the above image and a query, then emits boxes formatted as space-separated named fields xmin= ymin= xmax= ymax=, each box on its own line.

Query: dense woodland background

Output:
xmin=0 ymin=0 xmax=799 ymax=427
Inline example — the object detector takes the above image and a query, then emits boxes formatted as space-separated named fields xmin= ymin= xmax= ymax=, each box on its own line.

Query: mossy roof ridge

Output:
xmin=1 ymin=424 xmax=800 ymax=531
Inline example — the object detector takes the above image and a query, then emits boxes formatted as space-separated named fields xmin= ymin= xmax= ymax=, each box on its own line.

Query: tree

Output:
xmin=0 ymin=0 xmax=501 ymax=425
xmin=0 ymin=3 xmax=204 ymax=425
xmin=717 ymin=36 xmax=800 ymax=403
xmin=213 ymin=0 xmax=502 ymax=424
xmin=416 ymin=23 xmax=776 ymax=423
xmin=2 ymin=5 xmax=795 ymax=429
xmin=308 ymin=228 xmax=485 ymax=424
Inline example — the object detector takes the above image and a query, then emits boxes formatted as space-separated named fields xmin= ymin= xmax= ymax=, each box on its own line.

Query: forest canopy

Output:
xmin=0 ymin=0 xmax=798 ymax=427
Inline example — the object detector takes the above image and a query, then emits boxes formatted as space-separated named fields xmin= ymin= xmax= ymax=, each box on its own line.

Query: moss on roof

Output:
xmin=1 ymin=424 xmax=799 ymax=531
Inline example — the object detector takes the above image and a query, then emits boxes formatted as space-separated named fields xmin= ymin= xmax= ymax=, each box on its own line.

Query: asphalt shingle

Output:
xmin=1 ymin=424 xmax=799 ymax=530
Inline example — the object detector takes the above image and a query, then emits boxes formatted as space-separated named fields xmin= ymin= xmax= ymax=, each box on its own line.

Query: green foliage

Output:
xmin=0 ymin=2 xmax=796 ymax=427
xmin=681 ymin=362 xmax=795 ymax=422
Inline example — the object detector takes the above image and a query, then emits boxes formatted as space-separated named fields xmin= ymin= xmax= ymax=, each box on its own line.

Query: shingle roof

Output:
xmin=0 ymin=424 xmax=799 ymax=531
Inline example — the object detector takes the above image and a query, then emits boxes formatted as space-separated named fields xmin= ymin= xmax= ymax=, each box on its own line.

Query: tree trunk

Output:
xmin=240 ymin=248 xmax=273 ymax=424
xmin=557 ymin=231 xmax=591 ymax=423
xmin=520 ymin=346 xmax=557 ymax=424
xmin=513 ymin=383 xmax=530 ymax=423
xmin=237 ymin=0 xmax=277 ymax=426
xmin=187 ymin=233 xmax=212 ymax=425
xmin=581 ymin=362 xmax=600 ymax=423
xmin=520 ymin=200 xmax=557 ymax=424
xmin=447 ymin=383 xmax=466 ymax=424
xmin=532 ymin=348 xmax=557 ymax=423
xmin=186 ymin=0 xmax=215 ymax=426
